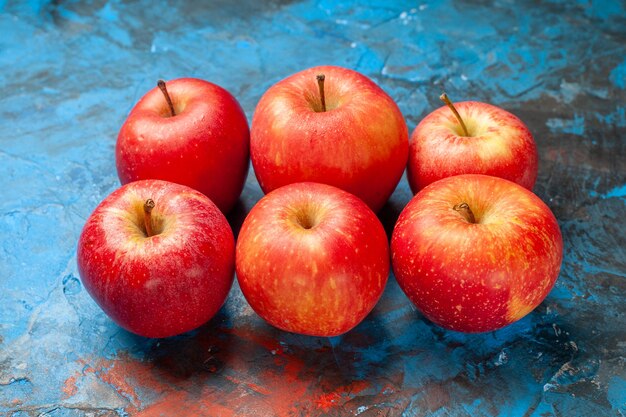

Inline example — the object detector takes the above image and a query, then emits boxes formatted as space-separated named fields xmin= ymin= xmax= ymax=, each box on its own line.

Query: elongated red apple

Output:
xmin=236 ymin=182 xmax=390 ymax=336
xmin=77 ymin=180 xmax=235 ymax=338
xmin=391 ymin=174 xmax=562 ymax=333
xmin=116 ymin=78 xmax=249 ymax=213
xmin=250 ymin=65 xmax=408 ymax=212
xmin=407 ymin=93 xmax=538 ymax=193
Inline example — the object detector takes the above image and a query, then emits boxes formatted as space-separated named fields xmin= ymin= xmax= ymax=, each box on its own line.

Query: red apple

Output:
xmin=407 ymin=94 xmax=538 ymax=193
xmin=77 ymin=180 xmax=235 ymax=338
xmin=391 ymin=174 xmax=562 ymax=333
xmin=250 ymin=65 xmax=408 ymax=212
xmin=236 ymin=182 xmax=390 ymax=336
xmin=116 ymin=78 xmax=249 ymax=214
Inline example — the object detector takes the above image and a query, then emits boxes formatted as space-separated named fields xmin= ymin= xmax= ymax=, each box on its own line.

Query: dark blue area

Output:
xmin=1 ymin=0 xmax=624 ymax=416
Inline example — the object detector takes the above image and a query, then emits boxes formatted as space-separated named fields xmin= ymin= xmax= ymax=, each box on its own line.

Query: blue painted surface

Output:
xmin=1 ymin=0 xmax=625 ymax=416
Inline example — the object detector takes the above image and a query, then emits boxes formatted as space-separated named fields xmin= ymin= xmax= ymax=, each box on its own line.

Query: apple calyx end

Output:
xmin=440 ymin=92 xmax=469 ymax=137
xmin=143 ymin=199 xmax=156 ymax=237
xmin=290 ymin=204 xmax=322 ymax=231
xmin=157 ymin=80 xmax=176 ymax=117
xmin=453 ymin=202 xmax=476 ymax=224
xmin=316 ymin=74 xmax=326 ymax=112
xmin=296 ymin=214 xmax=317 ymax=230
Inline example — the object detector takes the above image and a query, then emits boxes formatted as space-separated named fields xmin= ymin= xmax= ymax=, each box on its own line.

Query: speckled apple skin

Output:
xmin=408 ymin=101 xmax=538 ymax=193
xmin=391 ymin=174 xmax=562 ymax=333
xmin=116 ymin=78 xmax=249 ymax=214
xmin=250 ymin=65 xmax=408 ymax=212
xmin=77 ymin=180 xmax=235 ymax=338
xmin=236 ymin=182 xmax=390 ymax=337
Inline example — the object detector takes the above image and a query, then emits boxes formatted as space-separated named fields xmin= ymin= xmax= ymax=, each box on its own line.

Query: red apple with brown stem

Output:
xmin=250 ymin=65 xmax=409 ymax=212
xmin=77 ymin=180 xmax=235 ymax=338
xmin=391 ymin=174 xmax=562 ymax=333
xmin=407 ymin=93 xmax=538 ymax=193
xmin=116 ymin=78 xmax=249 ymax=213
xmin=236 ymin=182 xmax=390 ymax=336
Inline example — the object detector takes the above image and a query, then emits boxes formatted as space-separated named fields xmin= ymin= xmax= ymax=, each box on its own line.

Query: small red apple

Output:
xmin=77 ymin=180 xmax=235 ymax=338
xmin=407 ymin=93 xmax=538 ymax=193
xmin=391 ymin=174 xmax=562 ymax=333
xmin=236 ymin=182 xmax=390 ymax=336
xmin=116 ymin=78 xmax=249 ymax=214
xmin=250 ymin=65 xmax=408 ymax=212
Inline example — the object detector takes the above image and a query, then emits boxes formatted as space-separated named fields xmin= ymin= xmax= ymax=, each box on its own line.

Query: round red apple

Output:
xmin=407 ymin=96 xmax=538 ymax=193
xmin=236 ymin=182 xmax=390 ymax=336
xmin=250 ymin=65 xmax=408 ymax=212
xmin=391 ymin=174 xmax=562 ymax=333
xmin=77 ymin=180 xmax=235 ymax=338
xmin=116 ymin=77 xmax=249 ymax=214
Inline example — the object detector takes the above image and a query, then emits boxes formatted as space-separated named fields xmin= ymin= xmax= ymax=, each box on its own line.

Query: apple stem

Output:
xmin=453 ymin=202 xmax=476 ymax=224
xmin=440 ymin=92 xmax=469 ymax=137
xmin=143 ymin=199 xmax=155 ymax=237
xmin=157 ymin=80 xmax=176 ymax=117
xmin=316 ymin=74 xmax=326 ymax=112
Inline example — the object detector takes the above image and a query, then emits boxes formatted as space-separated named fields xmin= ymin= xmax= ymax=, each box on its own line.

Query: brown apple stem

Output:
xmin=440 ymin=92 xmax=469 ymax=137
xmin=143 ymin=199 xmax=155 ymax=237
xmin=316 ymin=74 xmax=326 ymax=112
xmin=453 ymin=202 xmax=476 ymax=224
xmin=157 ymin=80 xmax=176 ymax=117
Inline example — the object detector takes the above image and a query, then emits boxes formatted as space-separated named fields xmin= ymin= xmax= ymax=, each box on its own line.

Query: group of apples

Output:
xmin=77 ymin=65 xmax=563 ymax=339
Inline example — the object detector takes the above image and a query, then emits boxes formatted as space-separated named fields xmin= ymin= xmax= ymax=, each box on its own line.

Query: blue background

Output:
xmin=1 ymin=0 xmax=625 ymax=416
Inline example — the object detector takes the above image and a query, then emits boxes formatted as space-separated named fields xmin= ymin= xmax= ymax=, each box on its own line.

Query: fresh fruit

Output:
xmin=236 ymin=182 xmax=390 ymax=336
xmin=407 ymin=93 xmax=538 ymax=193
xmin=116 ymin=78 xmax=249 ymax=213
xmin=77 ymin=179 xmax=235 ymax=338
xmin=250 ymin=65 xmax=408 ymax=212
xmin=391 ymin=174 xmax=562 ymax=332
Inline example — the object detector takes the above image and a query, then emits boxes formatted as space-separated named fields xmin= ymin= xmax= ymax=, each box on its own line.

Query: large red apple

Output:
xmin=391 ymin=174 xmax=562 ymax=333
xmin=407 ymin=94 xmax=538 ymax=193
xmin=250 ymin=65 xmax=408 ymax=212
xmin=236 ymin=182 xmax=390 ymax=336
xmin=116 ymin=78 xmax=249 ymax=214
xmin=77 ymin=180 xmax=235 ymax=338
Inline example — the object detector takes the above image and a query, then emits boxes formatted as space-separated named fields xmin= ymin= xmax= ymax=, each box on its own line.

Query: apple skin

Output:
xmin=77 ymin=180 xmax=235 ymax=338
xmin=116 ymin=78 xmax=249 ymax=214
xmin=236 ymin=182 xmax=390 ymax=337
xmin=391 ymin=174 xmax=562 ymax=333
xmin=407 ymin=101 xmax=538 ymax=193
xmin=250 ymin=65 xmax=408 ymax=212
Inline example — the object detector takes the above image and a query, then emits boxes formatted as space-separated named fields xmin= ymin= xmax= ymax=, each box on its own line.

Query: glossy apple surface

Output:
xmin=407 ymin=101 xmax=538 ymax=193
xmin=250 ymin=65 xmax=408 ymax=212
xmin=236 ymin=182 xmax=390 ymax=336
xmin=391 ymin=174 xmax=562 ymax=333
xmin=116 ymin=77 xmax=249 ymax=213
xmin=77 ymin=180 xmax=235 ymax=338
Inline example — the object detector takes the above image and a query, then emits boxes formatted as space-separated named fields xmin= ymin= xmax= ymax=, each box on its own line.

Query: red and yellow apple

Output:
xmin=250 ymin=65 xmax=408 ymax=212
xmin=391 ymin=174 xmax=562 ymax=333
xmin=235 ymin=182 xmax=390 ymax=336
xmin=77 ymin=180 xmax=235 ymax=338
xmin=116 ymin=78 xmax=249 ymax=214
xmin=407 ymin=95 xmax=538 ymax=193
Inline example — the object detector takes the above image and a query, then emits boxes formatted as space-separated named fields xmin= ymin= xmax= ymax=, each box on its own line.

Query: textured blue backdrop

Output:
xmin=0 ymin=0 xmax=625 ymax=416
